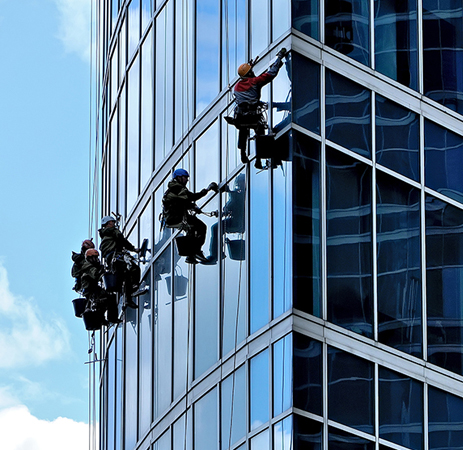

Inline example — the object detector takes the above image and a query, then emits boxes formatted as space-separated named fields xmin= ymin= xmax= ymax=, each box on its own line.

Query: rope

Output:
xmin=88 ymin=0 xmax=94 ymax=236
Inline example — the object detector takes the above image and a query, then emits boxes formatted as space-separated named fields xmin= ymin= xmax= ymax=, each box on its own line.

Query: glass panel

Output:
xmin=293 ymin=132 xmax=321 ymax=317
xmin=195 ymin=122 xmax=219 ymax=193
xmin=377 ymin=171 xmax=422 ymax=356
xmin=194 ymin=388 xmax=218 ymax=450
xmin=293 ymin=0 xmax=318 ymax=40
xmin=221 ymin=366 xmax=246 ymax=450
xmin=423 ymin=1 xmax=463 ymax=114
xmin=173 ymin=413 xmax=193 ymax=450
xmin=196 ymin=0 xmax=220 ymax=116
xmin=251 ymin=429 xmax=269 ymax=450
xmin=139 ymin=200 xmax=153 ymax=270
xmin=119 ymin=21 xmax=127 ymax=83
xmin=425 ymin=120 xmax=463 ymax=203
xmin=124 ymin=305 xmax=138 ymax=449
xmin=112 ymin=0 xmax=119 ymax=32
xmin=374 ymin=0 xmax=418 ymax=89
xmin=250 ymin=349 xmax=269 ymax=430
xmin=222 ymin=110 xmax=241 ymax=176
xmin=294 ymin=415 xmax=322 ymax=449
xmin=195 ymin=196 xmax=220 ymax=378
xmin=140 ymin=31 xmax=153 ymax=190
xmin=250 ymin=170 xmax=270 ymax=333
xmin=110 ymin=111 xmax=118 ymax=213
xmin=274 ymin=416 xmax=292 ymax=450
xmin=326 ymin=149 xmax=373 ymax=338
xmin=379 ymin=367 xmax=423 ymax=449
xmin=111 ymin=48 xmax=118 ymax=110
xmin=154 ymin=246 xmax=172 ymax=417
xmin=273 ymin=159 xmax=293 ymax=318
xmin=127 ymin=57 xmax=140 ymax=213
xmin=118 ymin=85 xmax=127 ymax=218
xmin=325 ymin=0 xmax=370 ymax=66
xmin=107 ymin=341 xmax=116 ymax=450
xmin=221 ymin=172 xmax=247 ymax=355
xmin=426 ymin=196 xmax=463 ymax=376
xmin=272 ymin=0 xmax=290 ymax=41
xmin=273 ymin=334 xmax=292 ymax=416
xmin=328 ymin=347 xmax=374 ymax=434
xmin=328 ymin=427 xmax=374 ymax=449
xmin=326 ymin=70 xmax=371 ymax=158
xmin=375 ymin=95 xmax=419 ymax=181
xmin=251 ymin=0 xmax=269 ymax=57
xmin=294 ymin=333 xmax=322 ymax=416
xmin=154 ymin=178 xmax=172 ymax=253
xmin=292 ymin=53 xmax=320 ymax=134
xmin=139 ymin=270 xmax=152 ymax=434
xmin=272 ymin=57 xmax=292 ymax=134
xmin=128 ymin=0 xmax=140 ymax=58
xmin=141 ymin=0 xmax=152 ymax=32
xmin=154 ymin=430 xmax=171 ymax=450
xmin=115 ymin=326 xmax=123 ymax=449
xmin=429 ymin=386 xmax=463 ymax=449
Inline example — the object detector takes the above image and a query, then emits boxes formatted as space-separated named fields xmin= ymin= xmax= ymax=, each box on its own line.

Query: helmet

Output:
xmin=238 ymin=63 xmax=252 ymax=77
xmin=101 ymin=215 xmax=116 ymax=226
xmin=173 ymin=168 xmax=189 ymax=179
xmin=81 ymin=239 xmax=94 ymax=251
xmin=85 ymin=248 xmax=99 ymax=259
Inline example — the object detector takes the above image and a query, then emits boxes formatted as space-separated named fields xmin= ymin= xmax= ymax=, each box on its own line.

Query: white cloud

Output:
xmin=0 ymin=405 xmax=88 ymax=450
xmin=53 ymin=0 xmax=93 ymax=62
xmin=0 ymin=264 xmax=70 ymax=368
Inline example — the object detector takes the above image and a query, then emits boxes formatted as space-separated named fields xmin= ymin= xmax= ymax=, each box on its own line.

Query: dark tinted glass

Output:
xmin=429 ymin=386 xmax=463 ymax=449
xmin=379 ymin=367 xmax=423 ymax=449
xmin=293 ymin=132 xmax=321 ymax=316
xmin=426 ymin=196 xmax=463 ymax=376
xmin=250 ymin=350 xmax=269 ymax=430
xmin=294 ymin=333 xmax=322 ymax=415
xmin=326 ymin=70 xmax=371 ymax=158
xmin=293 ymin=0 xmax=318 ymax=39
xmin=376 ymin=95 xmax=419 ymax=181
xmin=374 ymin=0 xmax=418 ymax=89
xmin=294 ymin=415 xmax=322 ymax=450
xmin=423 ymin=1 xmax=463 ymax=113
xmin=377 ymin=171 xmax=422 ymax=356
xmin=293 ymin=53 xmax=320 ymax=134
xmin=325 ymin=0 xmax=370 ymax=66
xmin=327 ymin=149 xmax=373 ymax=338
xmin=425 ymin=120 xmax=463 ymax=203
xmin=328 ymin=427 xmax=375 ymax=449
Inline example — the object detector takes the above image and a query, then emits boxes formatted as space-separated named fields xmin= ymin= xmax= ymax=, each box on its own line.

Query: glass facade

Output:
xmin=96 ymin=1 xmax=463 ymax=449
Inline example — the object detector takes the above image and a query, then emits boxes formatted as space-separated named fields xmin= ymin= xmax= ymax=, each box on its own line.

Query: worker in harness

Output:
xmin=81 ymin=248 xmax=121 ymax=325
xmin=71 ymin=238 xmax=95 ymax=293
xmin=225 ymin=47 xmax=288 ymax=169
xmin=98 ymin=215 xmax=145 ymax=308
xmin=161 ymin=168 xmax=218 ymax=264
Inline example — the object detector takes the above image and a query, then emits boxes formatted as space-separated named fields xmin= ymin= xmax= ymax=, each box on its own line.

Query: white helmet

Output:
xmin=101 ymin=215 xmax=116 ymax=226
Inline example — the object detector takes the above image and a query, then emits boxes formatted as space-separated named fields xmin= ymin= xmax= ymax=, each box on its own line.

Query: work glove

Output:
xmin=276 ymin=47 xmax=287 ymax=59
xmin=207 ymin=182 xmax=219 ymax=193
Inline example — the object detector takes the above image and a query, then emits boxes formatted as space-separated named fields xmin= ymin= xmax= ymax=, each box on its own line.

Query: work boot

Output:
xmin=195 ymin=251 xmax=209 ymax=264
xmin=185 ymin=256 xmax=197 ymax=264
xmin=240 ymin=150 xmax=249 ymax=164
xmin=254 ymin=159 xmax=263 ymax=170
xmin=225 ymin=116 xmax=236 ymax=125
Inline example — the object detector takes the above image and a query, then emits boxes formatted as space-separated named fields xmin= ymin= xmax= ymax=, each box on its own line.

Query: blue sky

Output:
xmin=0 ymin=0 xmax=92 ymax=447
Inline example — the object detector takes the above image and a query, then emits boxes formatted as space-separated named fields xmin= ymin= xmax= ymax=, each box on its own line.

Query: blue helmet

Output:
xmin=173 ymin=168 xmax=189 ymax=179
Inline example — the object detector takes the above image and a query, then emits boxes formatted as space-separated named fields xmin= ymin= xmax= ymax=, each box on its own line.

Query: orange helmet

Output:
xmin=238 ymin=63 xmax=252 ymax=77
xmin=81 ymin=239 xmax=94 ymax=251
xmin=85 ymin=248 xmax=99 ymax=259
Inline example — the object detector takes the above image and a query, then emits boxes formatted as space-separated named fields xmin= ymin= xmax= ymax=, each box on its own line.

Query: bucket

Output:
xmin=82 ymin=309 xmax=106 ymax=331
xmin=175 ymin=235 xmax=197 ymax=257
xmin=226 ymin=238 xmax=245 ymax=261
xmin=72 ymin=298 xmax=87 ymax=318
xmin=103 ymin=272 xmax=122 ymax=293
xmin=166 ymin=275 xmax=189 ymax=297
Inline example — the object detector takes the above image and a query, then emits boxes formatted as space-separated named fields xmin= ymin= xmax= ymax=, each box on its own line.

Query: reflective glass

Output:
xmin=374 ymin=0 xmax=417 ymax=89
xmin=376 ymin=95 xmax=419 ymax=181
xmin=328 ymin=427 xmax=374 ymax=449
xmin=112 ymin=0 xmax=119 ymax=32
xmin=221 ymin=173 xmax=246 ymax=355
xmin=250 ymin=349 xmax=269 ymax=430
xmin=128 ymin=0 xmax=140 ymax=58
xmin=328 ymin=347 xmax=374 ymax=434
xmin=294 ymin=415 xmax=322 ymax=449
xmin=326 ymin=70 xmax=371 ymax=158
xmin=273 ymin=160 xmax=292 ymax=318
xmin=272 ymin=0 xmax=290 ymax=41
xmin=195 ymin=196 xmax=219 ymax=378
xmin=110 ymin=112 xmax=118 ymax=213
xmin=292 ymin=0 xmax=319 ymax=40
xmin=139 ymin=270 xmax=152 ymax=434
xmin=107 ymin=341 xmax=116 ymax=450
xmin=196 ymin=0 xmax=220 ymax=116
xmin=139 ymin=200 xmax=153 ymax=270
xmin=222 ymin=111 xmax=241 ymax=176
xmin=115 ymin=326 xmax=123 ymax=449
xmin=140 ymin=31 xmax=153 ymax=190
xmin=194 ymin=388 xmax=218 ymax=450
xmin=124 ymin=305 xmax=138 ymax=449
xmin=195 ymin=121 xmax=219 ymax=193
xmin=154 ymin=178 xmax=172 ymax=253
xmin=426 ymin=196 xmax=463 ymax=376
xmin=272 ymin=58 xmax=292 ymax=134
xmin=119 ymin=20 xmax=126 ymax=84
xmin=154 ymin=430 xmax=171 ymax=450
xmin=423 ymin=1 xmax=463 ymax=113
xmin=127 ymin=58 xmax=140 ymax=213
xmin=327 ymin=149 xmax=373 ymax=338
xmin=173 ymin=248 xmax=189 ymax=399
xmin=325 ymin=0 xmax=370 ymax=66
xmin=429 ymin=386 xmax=463 ymax=449
xmin=251 ymin=0 xmax=269 ymax=57
xmin=173 ymin=413 xmax=193 ymax=450
xmin=273 ymin=334 xmax=292 ymax=416
xmin=425 ymin=120 xmax=463 ymax=203
xmin=274 ymin=416 xmax=292 ymax=450
xmin=293 ymin=132 xmax=321 ymax=317
xmin=377 ymin=171 xmax=421 ymax=356
xmin=118 ymin=85 xmax=127 ymax=218
xmin=251 ymin=429 xmax=269 ymax=450
xmin=292 ymin=54 xmax=320 ymax=134
xmin=154 ymin=246 xmax=172 ymax=417
xmin=250 ymin=170 xmax=270 ymax=333
xmin=141 ymin=0 xmax=152 ymax=32
xmin=294 ymin=333 xmax=322 ymax=416
xmin=221 ymin=366 xmax=246 ymax=449
xmin=379 ymin=367 xmax=423 ymax=449
xmin=110 ymin=48 xmax=118 ymax=110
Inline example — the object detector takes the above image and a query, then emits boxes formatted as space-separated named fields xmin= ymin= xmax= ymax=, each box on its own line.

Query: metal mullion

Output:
xmin=417 ymin=0 xmax=424 ymax=94
xmin=323 ymin=341 xmax=328 ymax=449
xmin=374 ymin=362 xmax=379 ymax=448
xmin=420 ymin=113 xmax=427 ymax=362
xmin=372 ymin=91 xmax=378 ymax=343
xmin=320 ymin=62 xmax=327 ymax=323
xmin=370 ymin=0 xmax=375 ymax=70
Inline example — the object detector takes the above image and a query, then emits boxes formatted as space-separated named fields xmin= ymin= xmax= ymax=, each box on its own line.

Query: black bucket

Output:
xmin=103 ymin=272 xmax=122 ymax=293
xmin=72 ymin=298 xmax=87 ymax=318
xmin=226 ymin=238 xmax=245 ymax=261
xmin=175 ymin=235 xmax=197 ymax=257
xmin=82 ymin=309 xmax=106 ymax=330
xmin=166 ymin=275 xmax=189 ymax=297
